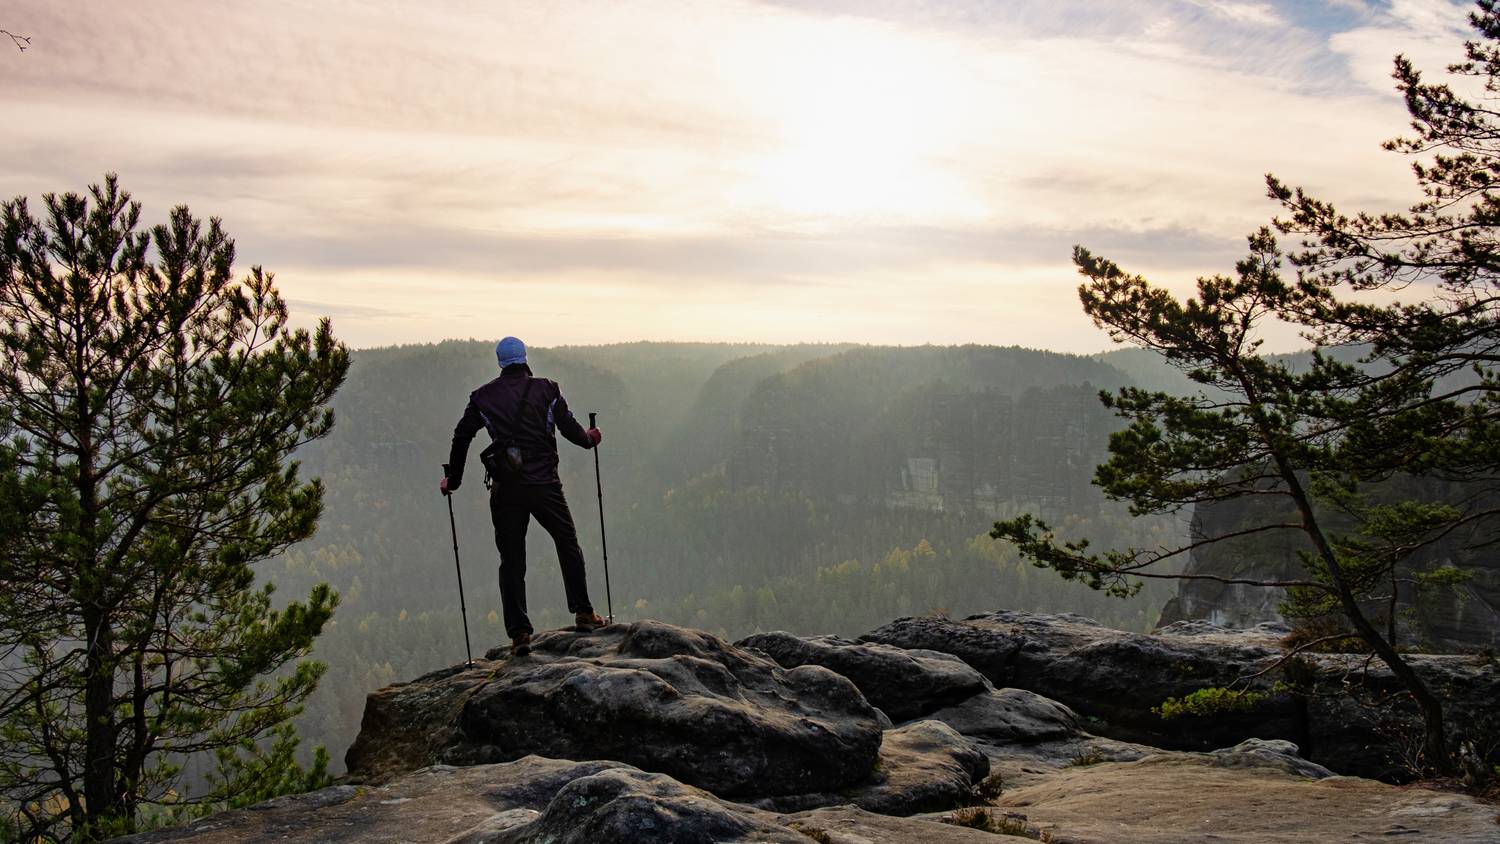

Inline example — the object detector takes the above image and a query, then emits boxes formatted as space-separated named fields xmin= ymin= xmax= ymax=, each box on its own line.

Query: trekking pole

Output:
xmin=589 ymin=413 xmax=614 ymax=624
xmin=442 ymin=464 xmax=474 ymax=667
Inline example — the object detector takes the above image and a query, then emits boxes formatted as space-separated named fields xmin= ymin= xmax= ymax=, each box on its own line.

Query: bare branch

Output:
xmin=1 ymin=29 xmax=30 ymax=52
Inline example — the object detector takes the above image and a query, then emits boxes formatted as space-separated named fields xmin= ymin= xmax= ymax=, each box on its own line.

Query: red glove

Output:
xmin=440 ymin=477 xmax=455 ymax=495
xmin=587 ymin=427 xmax=603 ymax=447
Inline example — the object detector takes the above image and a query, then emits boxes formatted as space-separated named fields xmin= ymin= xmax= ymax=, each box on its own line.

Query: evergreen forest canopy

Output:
xmin=274 ymin=340 xmax=1197 ymax=774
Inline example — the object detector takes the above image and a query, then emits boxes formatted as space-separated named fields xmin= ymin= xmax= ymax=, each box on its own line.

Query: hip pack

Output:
xmin=479 ymin=378 xmax=534 ymax=486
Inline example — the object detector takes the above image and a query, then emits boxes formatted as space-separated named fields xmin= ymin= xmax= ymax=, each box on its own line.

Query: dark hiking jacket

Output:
xmin=447 ymin=364 xmax=593 ymax=488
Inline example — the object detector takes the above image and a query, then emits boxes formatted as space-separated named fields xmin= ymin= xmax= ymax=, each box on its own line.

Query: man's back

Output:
xmin=453 ymin=365 xmax=592 ymax=487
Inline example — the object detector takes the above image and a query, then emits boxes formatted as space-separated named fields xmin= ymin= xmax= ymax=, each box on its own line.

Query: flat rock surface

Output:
xmin=112 ymin=757 xmax=627 ymax=843
xmin=111 ymin=756 xmax=1015 ymax=844
xmin=736 ymin=631 xmax=988 ymax=721
xmin=783 ymin=806 xmax=1023 ymax=843
xmin=1001 ymin=756 xmax=1500 ymax=843
xmin=346 ymin=621 xmax=883 ymax=797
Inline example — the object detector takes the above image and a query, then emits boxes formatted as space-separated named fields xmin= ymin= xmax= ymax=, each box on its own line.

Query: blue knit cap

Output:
xmin=496 ymin=336 xmax=527 ymax=368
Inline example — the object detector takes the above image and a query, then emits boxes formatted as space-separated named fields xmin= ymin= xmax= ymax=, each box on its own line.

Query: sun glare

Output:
xmin=734 ymin=21 xmax=987 ymax=223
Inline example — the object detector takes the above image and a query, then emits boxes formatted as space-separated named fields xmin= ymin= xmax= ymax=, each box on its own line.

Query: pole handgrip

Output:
xmin=588 ymin=412 xmax=597 ymax=428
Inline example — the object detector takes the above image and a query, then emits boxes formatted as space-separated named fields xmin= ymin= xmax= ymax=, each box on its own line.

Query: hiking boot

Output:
xmin=510 ymin=633 xmax=532 ymax=657
xmin=575 ymin=612 xmax=607 ymax=632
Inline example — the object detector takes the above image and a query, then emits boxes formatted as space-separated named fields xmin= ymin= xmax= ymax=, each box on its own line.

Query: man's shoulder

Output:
xmin=468 ymin=375 xmax=508 ymax=400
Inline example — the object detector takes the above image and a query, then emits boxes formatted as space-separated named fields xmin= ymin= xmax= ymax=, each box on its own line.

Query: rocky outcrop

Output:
xmin=735 ymin=632 xmax=987 ymax=721
xmin=347 ymin=621 xmax=883 ymax=797
xmin=115 ymin=746 xmax=1500 ymax=844
xmin=861 ymin=611 xmax=1298 ymax=752
xmin=122 ymin=612 xmax=1500 ymax=843
xmin=861 ymin=611 xmax=1500 ymax=780
xmin=1158 ymin=479 xmax=1500 ymax=650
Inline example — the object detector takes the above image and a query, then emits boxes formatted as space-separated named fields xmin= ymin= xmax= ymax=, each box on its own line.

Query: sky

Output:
xmin=0 ymin=0 xmax=1482 ymax=352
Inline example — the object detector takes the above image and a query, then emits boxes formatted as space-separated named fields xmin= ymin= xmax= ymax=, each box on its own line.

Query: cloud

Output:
xmin=250 ymin=219 xmax=1238 ymax=283
xmin=0 ymin=0 xmax=1473 ymax=351
xmin=1328 ymin=0 xmax=1473 ymax=94
xmin=1185 ymin=1 xmax=1286 ymax=27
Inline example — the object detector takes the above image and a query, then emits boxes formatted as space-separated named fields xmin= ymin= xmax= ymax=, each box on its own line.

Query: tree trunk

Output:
xmin=1275 ymin=458 xmax=1451 ymax=774
xmin=82 ymin=607 xmax=121 ymax=839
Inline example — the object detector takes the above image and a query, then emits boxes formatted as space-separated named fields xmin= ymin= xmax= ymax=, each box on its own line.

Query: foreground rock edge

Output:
xmin=111 ymin=746 xmax=1500 ymax=844
xmin=120 ymin=612 xmax=1500 ymax=842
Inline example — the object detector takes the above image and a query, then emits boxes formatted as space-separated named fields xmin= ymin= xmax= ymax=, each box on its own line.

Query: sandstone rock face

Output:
xmin=861 ymin=611 xmax=1298 ymax=753
xmin=735 ymin=631 xmax=987 ymax=721
xmin=861 ymin=611 xmax=1500 ymax=780
xmin=1159 ymin=482 xmax=1500 ymax=650
xmin=342 ymin=663 xmax=493 ymax=781
xmin=346 ymin=621 xmax=883 ymax=797
xmin=1296 ymin=649 xmax=1500 ymax=780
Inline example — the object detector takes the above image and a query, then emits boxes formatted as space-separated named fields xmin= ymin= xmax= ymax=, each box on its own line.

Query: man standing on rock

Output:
xmin=440 ymin=336 xmax=607 ymax=657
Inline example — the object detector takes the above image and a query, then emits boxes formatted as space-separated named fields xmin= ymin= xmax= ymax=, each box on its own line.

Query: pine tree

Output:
xmin=997 ymin=1 xmax=1500 ymax=778
xmin=994 ymin=230 xmax=1468 ymax=773
xmin=0 ymin=176 xmax=349 ymax=840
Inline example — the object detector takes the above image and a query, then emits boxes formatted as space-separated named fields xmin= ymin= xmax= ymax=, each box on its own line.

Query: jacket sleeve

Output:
xmin=552 ymin=386 xmax=594 ymax=450
xmin=446 ymin=400 xmax=486 ymax=487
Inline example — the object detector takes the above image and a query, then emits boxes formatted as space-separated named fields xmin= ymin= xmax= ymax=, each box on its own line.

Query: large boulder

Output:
xmin=756 ymin=720 xmax=990 ymax=815
xmin=920 ymin=687 xmax=1080 ymax=744
xmin=346 ymin=621 xmax=884 ymax=797
xmin=735 ymin=631 xmax=987 ymax=721
xmin=520 ymin=768 xmax=802 ymax=844
xmin=842 ymin=721 xmax=989 ymax=815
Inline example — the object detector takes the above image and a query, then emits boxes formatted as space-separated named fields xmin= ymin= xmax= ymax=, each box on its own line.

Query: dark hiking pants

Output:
xmin=489 ymin=481 xmax=594 ymax=638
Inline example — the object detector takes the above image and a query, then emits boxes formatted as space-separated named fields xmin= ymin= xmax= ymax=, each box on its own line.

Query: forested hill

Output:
xmin=272 ymin=341 xmax=1188 ymax=771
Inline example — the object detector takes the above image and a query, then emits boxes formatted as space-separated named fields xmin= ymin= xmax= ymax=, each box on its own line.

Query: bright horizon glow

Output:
xmin=0 ymin=0 xmax=1479 ymax=353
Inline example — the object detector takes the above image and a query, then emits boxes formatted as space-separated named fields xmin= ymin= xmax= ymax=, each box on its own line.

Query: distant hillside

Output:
xmin=273 ymin=341 xmax=1184 ymax=772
